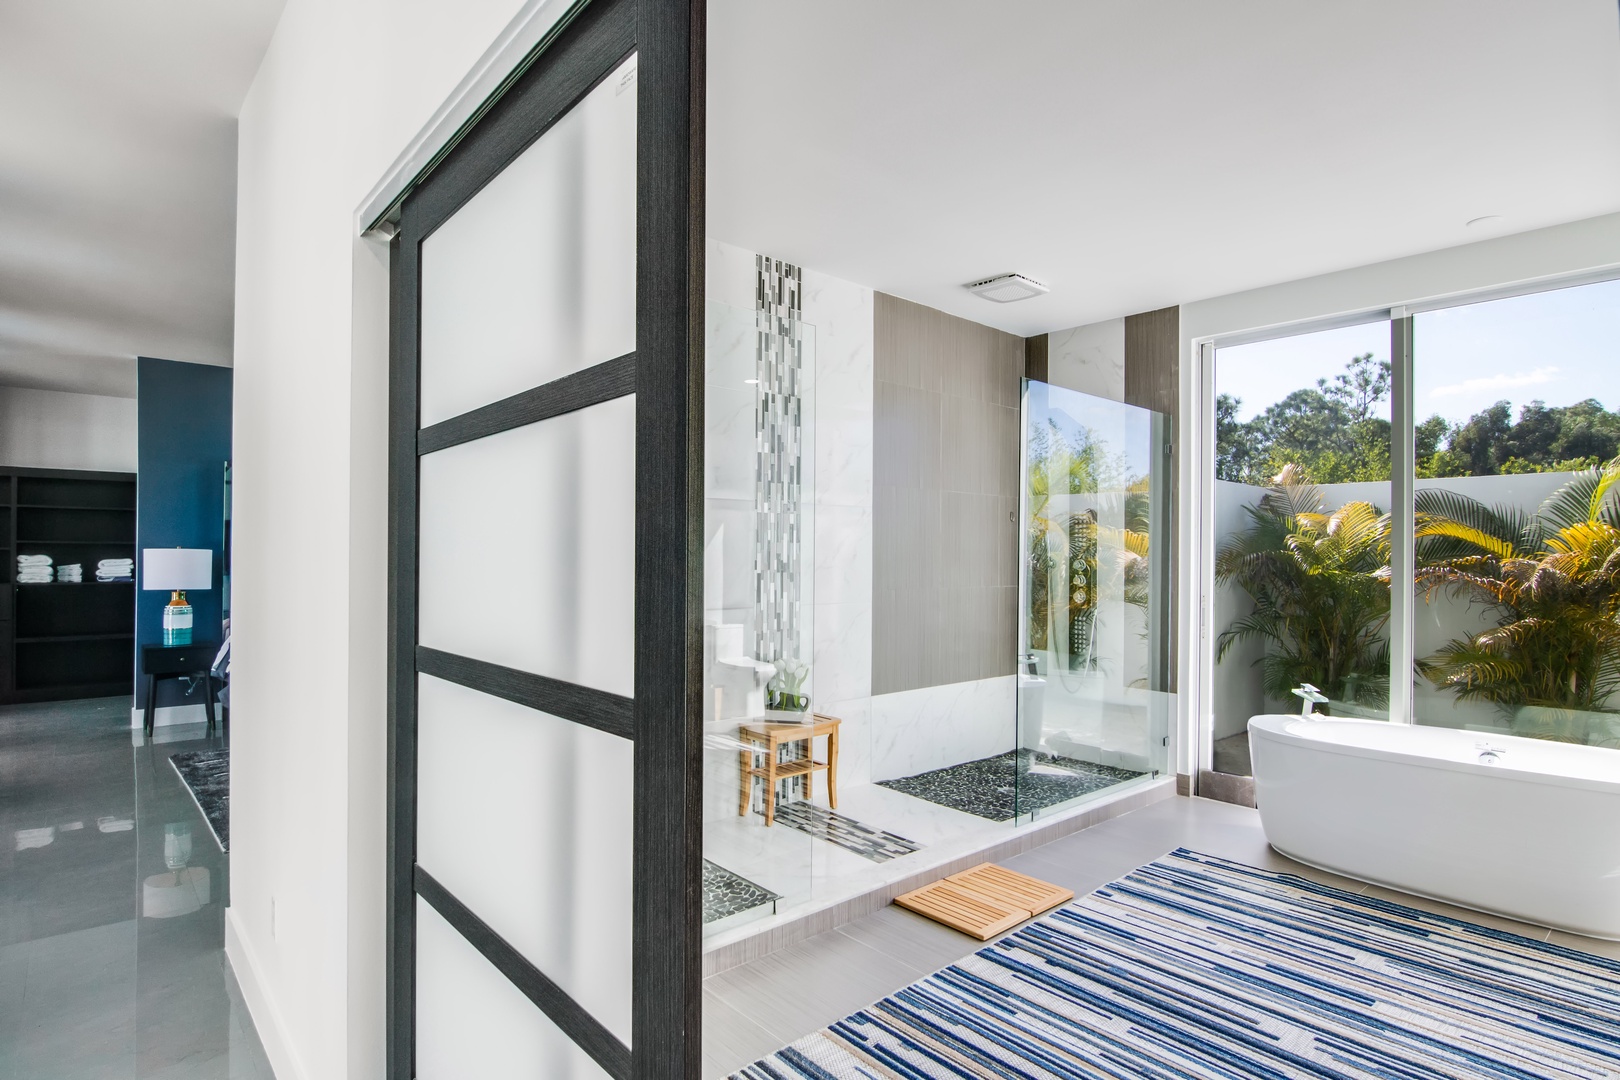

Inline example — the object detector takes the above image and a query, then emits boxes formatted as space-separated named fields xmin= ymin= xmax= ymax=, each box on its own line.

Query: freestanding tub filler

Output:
xmin=1249 ymin=714 xmax=1620 ymax=940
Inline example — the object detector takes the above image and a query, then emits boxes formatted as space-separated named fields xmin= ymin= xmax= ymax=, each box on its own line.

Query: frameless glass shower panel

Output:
xmin=1017 ymin=380 xmax=1170 ymax=819
xmin=701 ymin=297 xmax=824 ymax=941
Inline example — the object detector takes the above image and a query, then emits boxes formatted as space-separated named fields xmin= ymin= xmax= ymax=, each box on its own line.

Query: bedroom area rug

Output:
xmin=729 ymin=847 xmax=1620 ymax=1079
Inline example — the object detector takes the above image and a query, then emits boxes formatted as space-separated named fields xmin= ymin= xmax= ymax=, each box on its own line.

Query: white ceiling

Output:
xmin=4 ymin=2 xmax=1615 ymax=397
xmin=708 ymin=0 xmax=1620 ymax=337
xmin=0 ymin=0 xmax=283 ymax=397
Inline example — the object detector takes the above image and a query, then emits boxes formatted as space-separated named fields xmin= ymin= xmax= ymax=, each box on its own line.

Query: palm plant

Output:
xmin=1215 ymin=465 xmax=1392 ymax=706
xmin=1025 ymin=419 xmax=1151 ymax=670
xmin=1413 ymin=461 xmax=1620 ymax=739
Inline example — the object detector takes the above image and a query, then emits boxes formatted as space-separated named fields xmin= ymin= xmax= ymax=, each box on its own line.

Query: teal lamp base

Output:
xmin=162 ymin=591 xmax=194 ymax=646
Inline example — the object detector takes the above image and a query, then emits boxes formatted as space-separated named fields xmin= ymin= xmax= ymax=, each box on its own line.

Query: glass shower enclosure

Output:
xmin=1015 ymin=378 xmax=1171 ymax=819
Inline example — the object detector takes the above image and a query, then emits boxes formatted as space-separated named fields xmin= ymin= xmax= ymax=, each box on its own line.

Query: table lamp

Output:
xmin=143 ymin=548 xmax=212 ymax=645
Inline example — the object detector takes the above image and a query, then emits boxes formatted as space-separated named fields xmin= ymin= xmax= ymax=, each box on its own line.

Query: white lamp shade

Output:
xmin=142 ymin=548 xmax=212 ymax=591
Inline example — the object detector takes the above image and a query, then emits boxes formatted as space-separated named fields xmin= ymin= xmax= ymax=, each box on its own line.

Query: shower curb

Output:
xmin=701 ymin=777 xmax=1176 ymax=977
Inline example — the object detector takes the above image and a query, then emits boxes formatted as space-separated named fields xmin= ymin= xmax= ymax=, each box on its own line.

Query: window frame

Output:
xmin=1190 ymin=269 xmax=1620 ymax=791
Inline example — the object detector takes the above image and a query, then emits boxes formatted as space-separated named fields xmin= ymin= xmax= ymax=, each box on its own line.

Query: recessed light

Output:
xmin=1465 ymin=215 xmax=1502 ymax=228
xmin=743 ymin=379 xmax=759 ymax=385
xmin=965 ymin=273 xmax=1049 ymax=303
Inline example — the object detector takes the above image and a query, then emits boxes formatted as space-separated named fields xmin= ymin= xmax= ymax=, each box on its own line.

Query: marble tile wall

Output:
xmin=1047 ymin=317 xmax=1126 ymax=402
xmin=803 ymin=263 xmax=875 ymax=784
xmin=704 ymin=245 xmax=764 ymax=648
xmin=704 ymin=238 xmax=876 ymax=792
xmin=870 ymin=676 xmax=1017 ymax=782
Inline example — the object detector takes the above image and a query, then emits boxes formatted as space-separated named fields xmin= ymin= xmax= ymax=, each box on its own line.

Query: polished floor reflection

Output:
xmin=0 ymin=696 xmax=272 ymax=1079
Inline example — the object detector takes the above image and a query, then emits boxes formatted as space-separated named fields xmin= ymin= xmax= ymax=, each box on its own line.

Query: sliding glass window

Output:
xmin=1411 ymin=278 xmax=1620 ymax=747
xmin=1210 ymin=322 xmax=1394 ymax=779
xmin=1206 ymin=276 xmax=1620 ymax=772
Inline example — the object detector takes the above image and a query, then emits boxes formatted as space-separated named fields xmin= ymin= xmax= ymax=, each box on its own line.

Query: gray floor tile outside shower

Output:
xmin=0 ymin=696 xmax=273 ymax=1080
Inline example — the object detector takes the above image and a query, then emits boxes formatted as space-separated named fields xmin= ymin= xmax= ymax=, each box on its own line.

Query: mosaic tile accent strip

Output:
xmin=702 ymin=860 xmax=780 ymax=924
xmin=752 ymin=255 xmax=806 ymax=669
xmin=877 ymin=748 xmax=1142 ymax=822
xmin=169 ymin=749 xmax=229 ymax=852
xmin=771 ymin=802 xmax=921 ymax=863
xmin=731 ymin=848 xmax=1620 ymax=1079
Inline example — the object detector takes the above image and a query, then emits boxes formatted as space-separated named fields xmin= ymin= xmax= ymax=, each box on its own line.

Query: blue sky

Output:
xmin=1217 ymin=277 xmax=1620 ymax=425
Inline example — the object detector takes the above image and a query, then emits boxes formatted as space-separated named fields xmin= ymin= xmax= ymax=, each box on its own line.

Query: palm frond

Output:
xmin=1535 ymin=464 xmax=1620 ymax=533
xmin=1414 ymin=487 xmax=1529 ymax=559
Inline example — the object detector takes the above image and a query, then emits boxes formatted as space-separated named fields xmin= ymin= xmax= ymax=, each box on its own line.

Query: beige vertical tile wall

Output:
xmin=871 ymin=293 xmax=1023 ymax=694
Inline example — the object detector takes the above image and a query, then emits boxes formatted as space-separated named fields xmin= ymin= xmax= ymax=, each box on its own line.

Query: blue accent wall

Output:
xmin=136 ymin=357 xmax=233 ymax=709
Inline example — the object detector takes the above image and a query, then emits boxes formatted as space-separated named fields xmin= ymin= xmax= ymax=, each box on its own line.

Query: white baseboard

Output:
xmin=129 ymin=703 xmax=212 ymax=730
xmin=225 ymin=906 xmax=310 ymax=1080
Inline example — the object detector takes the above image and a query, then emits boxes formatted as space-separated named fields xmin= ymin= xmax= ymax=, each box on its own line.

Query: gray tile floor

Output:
xmin=701 ymin=793 xmax=1620 ymax=1079
xmin=0 ymin=696 xmax=273 ymax=1080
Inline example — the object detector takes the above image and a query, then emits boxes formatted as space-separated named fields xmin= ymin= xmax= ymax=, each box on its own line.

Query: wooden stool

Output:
xmin=737 ymin=714 xmax=840 ymax=826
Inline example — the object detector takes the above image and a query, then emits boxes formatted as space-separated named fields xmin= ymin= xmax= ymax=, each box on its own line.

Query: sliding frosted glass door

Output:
xmin=387 ymin=1 xmax=705 ymax=1077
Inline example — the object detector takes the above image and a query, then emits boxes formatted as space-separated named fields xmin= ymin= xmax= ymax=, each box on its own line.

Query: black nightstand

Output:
xmin=142 ymin=641 xmax=220 ymax=737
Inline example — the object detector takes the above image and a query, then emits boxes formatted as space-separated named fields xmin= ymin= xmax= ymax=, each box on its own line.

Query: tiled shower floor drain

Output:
xmin=877 ymin=749 xmax=1142 ymax=821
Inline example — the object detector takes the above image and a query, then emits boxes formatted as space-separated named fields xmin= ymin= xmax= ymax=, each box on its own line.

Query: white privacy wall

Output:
xmin=228 ymin=1 xmax=549 ymax=1077
xmin=0 ymin=386 xmax=136 ymax=472
xmin=1180 ymin=211 xmax=1620 ymax=775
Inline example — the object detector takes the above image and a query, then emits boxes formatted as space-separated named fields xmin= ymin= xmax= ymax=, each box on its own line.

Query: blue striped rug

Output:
xmin=729 ymin=848 xmax=1620 ymax=1079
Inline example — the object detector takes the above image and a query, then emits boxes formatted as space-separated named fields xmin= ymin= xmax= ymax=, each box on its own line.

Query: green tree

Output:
xmin=1431 ymin=398 xmax=1620 ymax=476
xmin=1214 ymin=353 xmax=1392 ymax=485
xmin=1413 ymin=414 xmax=1451 ymax=477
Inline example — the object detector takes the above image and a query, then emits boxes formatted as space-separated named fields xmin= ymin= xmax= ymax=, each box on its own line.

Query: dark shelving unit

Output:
xmin=1 ymin=467 xmax=137 ymax=703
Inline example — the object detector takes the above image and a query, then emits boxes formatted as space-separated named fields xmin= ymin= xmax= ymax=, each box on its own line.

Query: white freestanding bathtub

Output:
xmin=1249 ymin=714 xmax=1620 ymax=940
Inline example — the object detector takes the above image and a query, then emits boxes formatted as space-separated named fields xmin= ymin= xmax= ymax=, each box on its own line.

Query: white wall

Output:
xmin=1180 ymin=212 xmax=1620 ymax=774
xmin=228 ymin=2 xmax=555 ymax=1077
xmin=0 ymin=386 xmax=136 ymax=472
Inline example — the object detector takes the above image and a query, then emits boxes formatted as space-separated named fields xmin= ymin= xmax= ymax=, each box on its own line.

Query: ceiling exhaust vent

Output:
xmin=965 ymin=273 xmax=1048 ymax=303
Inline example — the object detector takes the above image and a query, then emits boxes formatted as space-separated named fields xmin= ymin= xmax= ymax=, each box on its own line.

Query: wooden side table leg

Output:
xmin=764 ymin=745 xmax=777 ymax=827
xmin=828 ymin=726 xmax=840 ymax=809
xmin=802 ymin=738 xmax=813 ymax=806
xmin=738 ymin=743 xmax=751 ymax=817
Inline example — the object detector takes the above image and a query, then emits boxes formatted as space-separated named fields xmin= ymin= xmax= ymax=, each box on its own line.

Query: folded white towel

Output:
xmin=17 ymin=554 xmax=52 ymax=566
xmin=97 ymin=559 xmax=133 ymax=570
xmin=17 ymin=573 xmax=52 ymax=583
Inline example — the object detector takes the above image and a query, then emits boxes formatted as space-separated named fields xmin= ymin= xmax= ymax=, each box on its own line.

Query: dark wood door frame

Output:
xmin=386 ymin=0 xmax=705 ymax=1076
